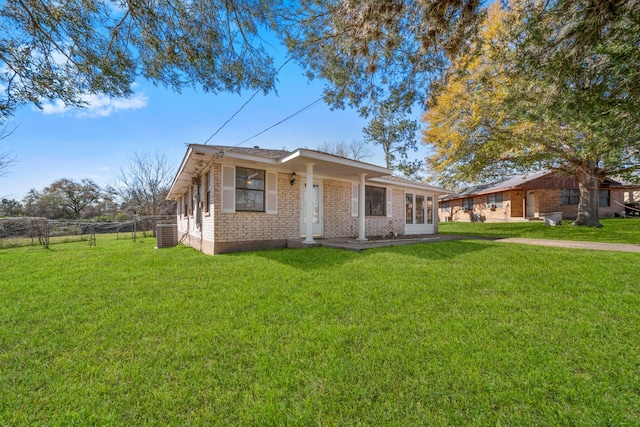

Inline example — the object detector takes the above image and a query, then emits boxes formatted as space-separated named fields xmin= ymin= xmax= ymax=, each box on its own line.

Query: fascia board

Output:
xmin=369 ymin=177 xmax=452 ymax=194
xmin=281 ymin=149 xmax=392 ymax=175
xmin=167 ymin=146 xmax=195 ymax=200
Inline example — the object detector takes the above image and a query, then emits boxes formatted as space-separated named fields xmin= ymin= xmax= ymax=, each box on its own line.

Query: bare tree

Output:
xmin=116 ymin=150 xmax=176 ymax=219
xmin=316 ymin=140 xmax=372 ymax=161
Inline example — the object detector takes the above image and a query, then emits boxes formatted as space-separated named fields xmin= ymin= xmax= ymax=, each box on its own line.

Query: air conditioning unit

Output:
xmin=156 ymin=224 xmax=178 ymax=248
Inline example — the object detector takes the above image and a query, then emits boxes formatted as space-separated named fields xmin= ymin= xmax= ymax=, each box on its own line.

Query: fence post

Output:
xmin=44 ymin=220 xmax=50 ymax=249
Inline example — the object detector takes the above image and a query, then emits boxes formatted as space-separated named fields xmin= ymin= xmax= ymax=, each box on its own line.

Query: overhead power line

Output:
xmin=202 ymin=58 xmax=292 ymax=145
xmin=234 ymin=97 xmax=324 ymax=147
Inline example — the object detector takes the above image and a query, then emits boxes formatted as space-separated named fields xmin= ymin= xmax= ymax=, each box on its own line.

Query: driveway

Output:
xmin=495 ymin=237 xmax=640 ymax=253
xmin=312 ymin=235 xmax=640 ymax=253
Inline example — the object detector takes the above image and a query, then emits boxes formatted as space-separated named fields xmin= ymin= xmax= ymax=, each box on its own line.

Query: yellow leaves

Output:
xmin=483 ymin=2 xmax=509 ymax=42
xmin=422 ymin=2 xmax=525 ymax=179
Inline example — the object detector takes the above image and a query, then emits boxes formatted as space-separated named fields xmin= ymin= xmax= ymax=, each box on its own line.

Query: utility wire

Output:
xmin=202 ymin=58 xmax=292 ymax=145
xmin=233 ymin=97 xmax=324 ymax=147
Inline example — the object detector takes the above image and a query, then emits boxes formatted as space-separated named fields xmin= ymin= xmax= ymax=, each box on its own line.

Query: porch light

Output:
xmin=290 ymin=172 xmax=297 ymax=186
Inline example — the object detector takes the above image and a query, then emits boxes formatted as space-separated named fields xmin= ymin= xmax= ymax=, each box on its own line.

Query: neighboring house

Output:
xmin=167 ymin=144 xmax=450 ymax=254
xmin=438 ymin=170 xmax=637 ymax=223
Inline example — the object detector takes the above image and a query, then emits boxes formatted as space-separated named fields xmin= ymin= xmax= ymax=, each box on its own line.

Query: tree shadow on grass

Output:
xmin=252 ymin=239 xmax=495 ymax=271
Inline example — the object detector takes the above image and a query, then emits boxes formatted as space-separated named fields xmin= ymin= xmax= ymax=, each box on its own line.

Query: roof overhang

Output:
xmin=369 ymin=176 xmax=452 ymax=195
xmin=167 ymin=145 xmax=394 ymax=200
xmin=279 ymin=149 xmax=391 ymax=181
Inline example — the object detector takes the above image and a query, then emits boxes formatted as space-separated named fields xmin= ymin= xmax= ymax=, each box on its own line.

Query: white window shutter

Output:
xmin=387 ymin=188 xmax=393 ymax=217
xmin=351 ymin=184 xmax=359 ymax=217
xmin=221 ymin=165 xmax=235 ymax=213
xmin=265 ymin=171 xmax=278 ymax=214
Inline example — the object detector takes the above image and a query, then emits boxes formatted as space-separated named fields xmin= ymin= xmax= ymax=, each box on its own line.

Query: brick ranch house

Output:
xmin=438 ymin=170 xmax=637 ymax=223
xmin=167 ymin=144 xmax=451 ymax=254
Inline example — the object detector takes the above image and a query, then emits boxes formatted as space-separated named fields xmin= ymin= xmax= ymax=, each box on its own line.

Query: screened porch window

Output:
xmin=416 ymin=195 xmax=425 ymax=224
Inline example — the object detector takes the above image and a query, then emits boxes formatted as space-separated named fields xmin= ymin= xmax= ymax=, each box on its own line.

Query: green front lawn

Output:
xmin=440 ymin=217 xmax=640 ymax=243
xmin=1 ymin=237 xmax=638 ymax=425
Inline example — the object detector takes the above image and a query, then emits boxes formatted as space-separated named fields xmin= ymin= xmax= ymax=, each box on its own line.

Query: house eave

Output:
xmin=168 ymin=145 xmax=395 ymax=200
xmin=280 ymin=149 xmax=392 ymax=177
xmin=369 ymin=176 xmax=452 ymax=194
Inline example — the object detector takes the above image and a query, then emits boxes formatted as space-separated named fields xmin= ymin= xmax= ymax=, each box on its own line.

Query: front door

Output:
xmin=526 ymin=190 xmax=536 ymax=217
xmin=300 ymin=181 xmax=323 ymax=238
xmin=405 ymin=192 xmax=435 ymax=235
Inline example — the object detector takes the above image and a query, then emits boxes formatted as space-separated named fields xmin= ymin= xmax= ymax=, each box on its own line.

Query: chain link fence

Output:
xmin=0 ymin=216 xmax=176 ymax=249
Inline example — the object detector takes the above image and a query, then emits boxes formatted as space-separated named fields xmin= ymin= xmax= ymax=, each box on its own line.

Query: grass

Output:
xmin=1 ymin=235 xmax=639 ymax=425
xmin=440 ymin=217 xmax=640 ymax=244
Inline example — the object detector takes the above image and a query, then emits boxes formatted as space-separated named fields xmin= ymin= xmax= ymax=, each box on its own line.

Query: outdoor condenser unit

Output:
xmin=156 ymin=224 xmax=178 ymax=248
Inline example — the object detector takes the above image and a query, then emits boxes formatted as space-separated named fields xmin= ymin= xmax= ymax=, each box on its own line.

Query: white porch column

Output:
xmin=303 ymin=162 xmax=316 ymax=244
xmin=357 ymin=172 xmax=367 ymax=241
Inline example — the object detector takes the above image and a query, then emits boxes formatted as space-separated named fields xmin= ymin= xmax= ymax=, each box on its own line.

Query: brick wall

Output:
xmin=323 ymin=179 xmax=356 ymax=238
xmin=322 ymin=181 xmax=407 ymax=238
xmin=214 ymin=168 xmax=300 ymax=242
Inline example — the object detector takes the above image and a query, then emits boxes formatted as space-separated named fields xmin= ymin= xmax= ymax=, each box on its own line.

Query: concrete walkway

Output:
xmin=495 ymin=237 xmax=640 ymax=253
xmin=309 ymin=234 xmax=478 ymax=252
xmin=308 ymin=235 xmax=640 ymax=253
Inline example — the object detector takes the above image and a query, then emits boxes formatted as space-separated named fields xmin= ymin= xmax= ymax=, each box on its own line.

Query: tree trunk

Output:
xmin=572 ymin=169 xmax=602 ymax=227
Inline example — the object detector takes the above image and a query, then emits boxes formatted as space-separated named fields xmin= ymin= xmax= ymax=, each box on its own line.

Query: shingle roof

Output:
xmin=205 ymin=145 xmax=292 ymax=159
xmin=441 ymin=170 xmax=551 ymax=200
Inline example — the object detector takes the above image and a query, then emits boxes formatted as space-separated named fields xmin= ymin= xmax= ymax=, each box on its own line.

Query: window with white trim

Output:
xmin=221 ymin=166 xmax=277 ymax=214
xmin=487 ymin=192 xmax=503 ymax=208
xmin=561 ymin=189 xmax=579 ymax=205
xmin=204 ymin=171 xmax=211 ymax=213
xmin=365 ymin=185 xmax=385 ymax=216
xmin=236 ymin=167 xmax=265 ymax=212
xmin=461 ymin=198 xmax=474 ymax=210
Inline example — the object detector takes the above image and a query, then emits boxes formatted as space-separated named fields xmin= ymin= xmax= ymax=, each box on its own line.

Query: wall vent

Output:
xmin=156 ymin=224 xmax=178 ymax=248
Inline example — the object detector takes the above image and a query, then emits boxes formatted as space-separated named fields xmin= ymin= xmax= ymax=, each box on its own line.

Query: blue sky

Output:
xmin=0 ymin=59 xmax=427 ymax=201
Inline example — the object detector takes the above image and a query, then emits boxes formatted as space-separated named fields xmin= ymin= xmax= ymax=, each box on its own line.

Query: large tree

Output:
xmin=508 ymin=0 xmax=640 ymax=226
xmin=48 ymin=178 xmax=102 ymax=218
xmin=281 ymin=0 xmax=482 ymax=115
xmin=22 ymin=178 xmax=102 ymax=218
xmin=0 ymin=0 xmax=282 ymax=119
xmin=423 ymin=2 xmax=640 ymax=227
xmin=363 ymin=99 xmax=423 ymax=179
xmin=0 ymin=197 xmax=23 ymax=216
xmin=0 ymin=0 xmax=484 ymax=120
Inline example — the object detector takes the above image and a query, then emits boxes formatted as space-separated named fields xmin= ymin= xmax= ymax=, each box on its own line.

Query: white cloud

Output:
xmin=41 ymin=99 xmax=69 ymax=115
xmin=38 ymin=91 xmax=149 ymax=118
